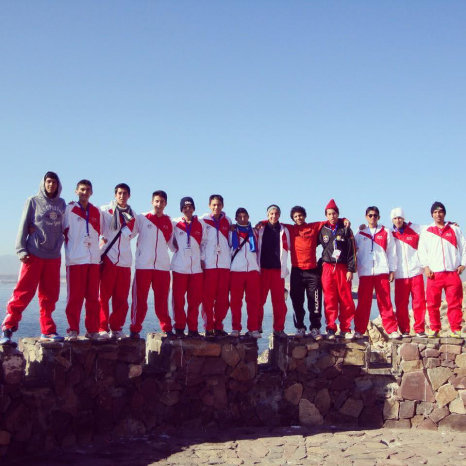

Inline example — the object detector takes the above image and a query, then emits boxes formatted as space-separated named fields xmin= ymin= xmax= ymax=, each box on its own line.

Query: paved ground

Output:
xmin=5 ymin=426 xmax=466 ymax=465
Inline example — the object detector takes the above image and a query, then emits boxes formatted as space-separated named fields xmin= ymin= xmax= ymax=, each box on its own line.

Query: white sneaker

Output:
xmin=310 ymin=328 xmax=323 ymax=341
xmin=230 ymin=330 xmax=240 ymax=337
xmin=389 ymin=331 xmax=401 ymax=340
xmin=67 ymin=330 xmax=78 ymax=341
xmin=341 ymin=332 xmax=354 ymax=340
xmin=353 ymin=331 xmax=364 ymax=339
xmin=98 ymin=331 xmax=110 ymax=340
xmin=295 ymin=328 xmax=306 ymax=338
xmin=110 ymin=330 xmax=125 ymax=340
xmin=85 ymin=332 xmax=100 ymax=340
xmin=251 ymin=330 xmax=261 ymax=339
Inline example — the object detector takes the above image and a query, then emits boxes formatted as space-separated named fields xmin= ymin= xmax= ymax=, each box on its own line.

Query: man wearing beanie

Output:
xmin=171 ymin=197 xmax=205 ymax=338
xmin=418 ymin=202 xmax=466 ymax=338
xmin=130 ymin=190 xmax=174 ymax=339
xmin=318 ymin=199 xmax=356 ymax=340
xmin=1 ymin=172 xmax=66 ymax=346
xmin=229 ymin=208 xmax=261 ymax=338
xmin=390 ymin=207 xmax=427 ymax=337
xmin=98 ymin=183 xmax=136 ymax=340
xmin=354 ymin=206 xmax=400 ymax=339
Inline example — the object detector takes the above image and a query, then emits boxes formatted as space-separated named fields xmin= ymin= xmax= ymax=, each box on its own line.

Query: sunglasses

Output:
xmin=367 ymin=214 xmax=379 ymax=218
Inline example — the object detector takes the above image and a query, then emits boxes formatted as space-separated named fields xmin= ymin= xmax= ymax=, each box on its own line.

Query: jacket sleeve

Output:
xmin=200 ymin=219 xmax=207 ymax=261
xmin=387 ymin=230 xmax=397 ymax=272
xmin=347 ymin=228 xmax=357 ymax=273
xmin=455 ymin=227 xmax=466 ymax=267
xmin=417 ymin=230 xmax=429 ymax=268
xmin=15 ymin=198 xmax=34 ymax=259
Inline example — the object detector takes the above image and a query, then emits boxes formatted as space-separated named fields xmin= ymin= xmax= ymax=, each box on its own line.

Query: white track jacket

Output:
xmin=171 ymin=216 xmax=204 ymax=274
xmin=257 ymin=223 xmax=290 ymax=279
xmin=392 ymin=222 xmax=424 ymax=279
xmin=199 ymin=213 xmax=232 ymax=270
xmin=229 ymin=227 xmax=260 ymax=273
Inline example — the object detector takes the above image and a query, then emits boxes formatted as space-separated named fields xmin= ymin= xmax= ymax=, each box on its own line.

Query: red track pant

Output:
xmin=3 ymin=254 xmax=61 ymax=335
xmin=65 ymin=264 xmax=100 ymax=333
xmin=260 ymin=268 xmax=287 ymax=332
xmin=321 ymin=263 xmax=355 ymax=333
xmin=426 ymin=271 xmax=463 ymax=332
xmin=131 ymin=269 xmax=172 ymax=333
xmin=202 ymin=268 xmax=230 ymax=331
xmin=99 ymin=257 xmax=131 ymax=332
xmin=230 ymin=271 xmax=261 ymax=332
xmin=394 ymin=274 xmax=426 ymax=334
xmin=172 ymin=272 xmax=203 ymax=331
xmin=355 ymin=274 xmax=398 ymax=334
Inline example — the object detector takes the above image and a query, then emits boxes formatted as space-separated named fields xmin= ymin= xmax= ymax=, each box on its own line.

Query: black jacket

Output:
xmin=318 ymin=220 xmax=356 ymax=272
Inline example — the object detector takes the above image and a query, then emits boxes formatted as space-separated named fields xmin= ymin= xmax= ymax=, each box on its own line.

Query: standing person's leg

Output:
xmin=172 ymin=272 xmax=188 ymax=331
xmin=245 ymin=271 xmax=261 ymax=332
xmin=394 ymin=278 xmax=411 ymax=334
xmin=321 ymin=264 xmax=339 ymax=333
xmin=65 ymin=265 xmax=87 ymax=334
xmin=290 ymin=267 xmax=306 ymax=330
xmin=354 ymin=276 xmax=374 ymax=334
xmin=37 ymin=257 xmax=61 ymax=335
xmin=411 ymin=274 xmax=426 ymax=334
xmin=202 ymin=269 xmax=217 ymax=331
xmin=259 ymin=269 xmax=273 ymax=332
xmin=152 ymin=270 xmax=172 ymax=333
xmin=187 ymin=273 xmax=203 ymax=332
xmin=108 ymin=266 xmax=131 ymax=332
xmin=99 ymin=257 xmax=117 ymax=332
xmin=84 ymin=264 xmax=100 ymax=334
xmin=374 ymin=274 xmax=398 ymax=334
xmin=443 ymin=272 xmax=463 ymax=332
xmin=425 ymin=275 xmax=443 ymax=332
xmin=336 ymin=265 xmax=355 ymax=333
xmin=130 ymin=269 xmax=152 ymax=334
xmin=230 ymin=272 xmax=245 ymax=332
xmin=270 ymin=270 xmax=287 ymax=332
xmin=304 ymin=268 xmax=322 ymax=331
xmin=3 ymin=255 xmax=42 ymax=331
xmin=213 ymin=269 xmax=230 ymax=331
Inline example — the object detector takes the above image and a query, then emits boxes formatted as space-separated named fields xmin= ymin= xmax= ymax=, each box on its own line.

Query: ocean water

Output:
xmin=0 ymin=279 xmax=379 ymax=354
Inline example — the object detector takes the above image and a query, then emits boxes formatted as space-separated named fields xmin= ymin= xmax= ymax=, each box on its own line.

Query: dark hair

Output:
xmin=152 ymin=190 xmax=167 ymax=201
xmin=114 ymin=183 xmax=131 ymax=195
xmin=44 ymin=171 xmax=59 ymax=182
xmin=365 ymin=206 xmax=380 ymax=216
xmin=235 ymin=207 xmax=249 ymax=218
xmin=290 ymin=205 xmax=306 ymax=220
xmin=76 ymin=179 xmax=92 ymax=190
xmin=209 ymin=194 xmax=224 ymax=205
xmin=430 ymin=201 xmax=446 ymax=215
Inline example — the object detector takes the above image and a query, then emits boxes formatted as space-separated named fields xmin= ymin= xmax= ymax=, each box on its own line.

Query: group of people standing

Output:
xmin=1 ymin=171 xmax=465 ymax=346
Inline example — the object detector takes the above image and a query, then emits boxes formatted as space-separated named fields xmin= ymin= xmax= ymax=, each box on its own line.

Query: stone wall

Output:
xmin=0 ymin=334 xmax=465 ymax=460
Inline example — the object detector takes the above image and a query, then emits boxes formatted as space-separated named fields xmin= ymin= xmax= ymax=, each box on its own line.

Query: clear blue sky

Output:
xmin=1 ymin=1 xmax=465 ymax=255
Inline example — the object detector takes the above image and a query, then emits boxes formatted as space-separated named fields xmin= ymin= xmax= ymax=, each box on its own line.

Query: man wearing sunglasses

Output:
xmin=354 ymin=206 xmax=400 ymax=339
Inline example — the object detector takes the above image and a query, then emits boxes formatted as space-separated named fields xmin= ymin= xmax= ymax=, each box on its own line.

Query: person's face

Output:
xmin=268 ymin=208 xmax=280 ymax=225
xmin=182 ymin=204 xmax=194 ymax=220
xmin=326 ymin=209 xmax=339 ymax=225
xmin=236 ymin=212 xmax=249 ymax=225
xmin=209 ymin=199 xmax=223 ymax=217
xmin=152 ymin=195 xmax=167 ymax=214
xmin=393 ymin=217 xmax=404 ymax=229
xmin=292 ymin=211 xmax=306 ymax=226
xmin=44 ymin=177 xmax=58 ymax=197
xmin=432 ymin=208 xmax=445 ymax=225
xmin=115 ymin=188 xmax=130 ymax=208
xmin=366 ymin=210 xmax=379 ymax=228
xmin=76 ymin=184 xmax=92 ymax=204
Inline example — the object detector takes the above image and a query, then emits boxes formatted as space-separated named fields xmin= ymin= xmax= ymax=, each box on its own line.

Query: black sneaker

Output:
xmin=129 ymin=331 xmax=140 ymax=340
xmin=0 ymin=329 xmax=14 ymax=346
xmin=188 ymin=330 xmax=201 ymax=338
xmin=205 ymin=330 xmax=215 ymax=338
xmin=273 ymin=330 xmax=287 ymax=338
xmin=175 ymin=329 xmax=185 ymax=339
xmin=214 ymin=329 xmax=228 ymax=337
xmin=163 ymin=330 xmax=176 ymax=340
xmin=326 ymin=329 xmax=336 ymax=340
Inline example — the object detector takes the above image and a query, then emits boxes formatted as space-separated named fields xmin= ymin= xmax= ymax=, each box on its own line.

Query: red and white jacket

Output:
xmin=200 ymin=213 xmax=232 ymax=270
xmin=418 ymin=222 xmax=466 ymax=273
xmin=64 ymin=202 xmax=103 ymax=266
xmin=257 ymin=223 xmax=291 ymax=279
xmin=134 ymin=212 xmax=174 ymax=271
xmin=100 ymin=202 xmax=137 ymax=268
xmin=171 ymin=216 xmax=204 ymax=274
xmin=229 ymin=228 xmax=260 ymax=273
xmin=355 ymin=225 xmax=397 ymax=277
xmin=392 ymin=222 xmax=424 ymax=279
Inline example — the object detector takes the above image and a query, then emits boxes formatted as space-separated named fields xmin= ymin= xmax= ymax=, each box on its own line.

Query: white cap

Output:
xmin=390 ymin=207 xmax=405 ymax=220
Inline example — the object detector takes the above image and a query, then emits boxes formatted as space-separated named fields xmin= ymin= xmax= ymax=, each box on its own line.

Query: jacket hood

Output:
xmin=38 ymin=174 xmax=63 ymax=201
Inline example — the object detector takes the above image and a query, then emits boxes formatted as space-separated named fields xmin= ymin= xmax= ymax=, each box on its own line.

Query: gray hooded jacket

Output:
xmin=16 ymin=176 xmax=66 ymax=259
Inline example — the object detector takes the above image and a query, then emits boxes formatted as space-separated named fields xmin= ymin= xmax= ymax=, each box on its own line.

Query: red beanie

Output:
xmin=325 ymin=199 xmax=339 ymax=214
